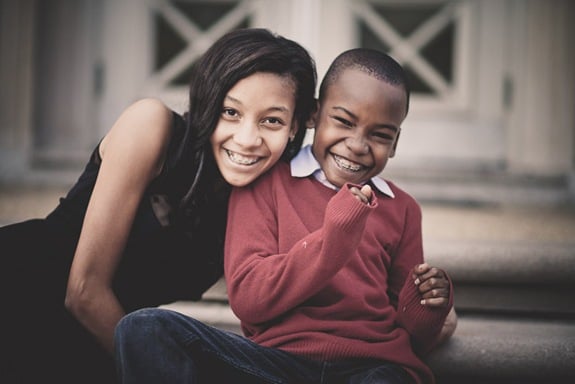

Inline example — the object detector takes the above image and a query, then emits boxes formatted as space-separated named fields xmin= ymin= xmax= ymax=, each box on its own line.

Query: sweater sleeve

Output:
xmin=396 ymin=271 xmax=454 ymax=355
xmin=384 ymin=192 xmax=454 ymax=354
xmin=225 ymin=177 xmax=375 ymax=325
xmin=386 ymin=194 xmax=424 ymax=308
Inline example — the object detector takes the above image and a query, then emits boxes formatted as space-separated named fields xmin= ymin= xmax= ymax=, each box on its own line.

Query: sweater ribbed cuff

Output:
xmin=325 ymin=184 xmax=375 ymax=234
xmin=396 ymin=272 xmax=454 ymax=350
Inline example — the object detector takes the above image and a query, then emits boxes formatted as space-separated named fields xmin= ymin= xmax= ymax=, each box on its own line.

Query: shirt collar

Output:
xmin=290 ymin=145 xmax=395 ymax=198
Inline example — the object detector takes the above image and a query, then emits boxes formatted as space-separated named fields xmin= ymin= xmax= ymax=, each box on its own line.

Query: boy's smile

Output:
xmin=312 ymin=68 xmax=407 ymax=188
xmin=332 ymin=154 xmax=365 ymax=172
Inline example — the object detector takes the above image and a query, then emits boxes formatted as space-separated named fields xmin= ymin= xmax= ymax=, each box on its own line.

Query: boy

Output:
xmin=115 ymin=48 xmax=456 ymax=384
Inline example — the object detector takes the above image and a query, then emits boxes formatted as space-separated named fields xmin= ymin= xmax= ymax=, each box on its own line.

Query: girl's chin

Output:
xmin=220 ymin=169 xmax=260 ymax=187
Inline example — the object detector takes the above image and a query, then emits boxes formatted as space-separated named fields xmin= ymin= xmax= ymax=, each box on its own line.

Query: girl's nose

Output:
xmin=233 ymin=121 xmax=262 ymax=147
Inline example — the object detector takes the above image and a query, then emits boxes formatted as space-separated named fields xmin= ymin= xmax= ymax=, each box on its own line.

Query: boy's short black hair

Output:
xmin=319 ymin=48 xmax=410 ymax=115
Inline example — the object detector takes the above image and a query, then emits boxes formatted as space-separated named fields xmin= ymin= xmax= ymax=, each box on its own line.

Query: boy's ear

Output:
xmin=305 ymin=99 xmax=319 ymax=129
xmin=390 ymin=128 xmax=401 ymax=158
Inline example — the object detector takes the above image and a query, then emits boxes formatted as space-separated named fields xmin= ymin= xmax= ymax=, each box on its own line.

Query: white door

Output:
xmin=100 ymin=0 xmax=506 ymax=175
xmin=339 ymin=0 xmax=507 ymax=175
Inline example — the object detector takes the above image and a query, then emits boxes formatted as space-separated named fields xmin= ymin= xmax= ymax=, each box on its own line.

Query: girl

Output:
xmin=1 ymin=28 xmax=316 ymax=383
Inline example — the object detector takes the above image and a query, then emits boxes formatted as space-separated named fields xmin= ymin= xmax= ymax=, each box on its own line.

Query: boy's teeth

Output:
xmin=227 ymin=150 xmax=258 ymax=165
xmin=333 ymin=154 xmax=361 ymax=171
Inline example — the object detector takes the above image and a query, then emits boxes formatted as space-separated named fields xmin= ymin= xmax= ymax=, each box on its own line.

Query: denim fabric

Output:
xmin=115 ymin=308 xmax=413 ymax=384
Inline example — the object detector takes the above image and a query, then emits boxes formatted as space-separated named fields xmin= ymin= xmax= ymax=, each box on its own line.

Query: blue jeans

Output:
xmin=115 ymin=308 xmax=413 ymax=384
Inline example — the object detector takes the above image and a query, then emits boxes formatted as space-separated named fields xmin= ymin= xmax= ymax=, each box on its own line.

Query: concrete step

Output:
xmin=425 ymin=240 xmax=575 ymax=284
xmin=387 ymin=168 xmax=574 ymax=206
xmin=184 ymin=236 xmax=575 ymax=317
xmin=161 ymin=243 xmax=575 ymax=383
xmin=426 ymin=314 xmax=575 ymax=384
xmin=160 ymin=301 xmax=575 ymax=384
xmin=3 ymin=182 xmax=573 ymax=383
xmin=425 ymin=240 xmax=575 ymax=316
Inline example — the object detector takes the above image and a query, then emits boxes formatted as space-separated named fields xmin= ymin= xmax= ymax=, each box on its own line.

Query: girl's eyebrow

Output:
xmin=225 ymin=95 xmax=290 ymax=113
xmin=224 ymin=95 xmax=243 ymax=105
xmin=332 ymin=106 xmax=399 ymax=132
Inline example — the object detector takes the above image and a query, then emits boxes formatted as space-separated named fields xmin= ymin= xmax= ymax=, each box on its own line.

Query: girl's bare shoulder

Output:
xmin=101 ymin=98 xmax=173 ymax=152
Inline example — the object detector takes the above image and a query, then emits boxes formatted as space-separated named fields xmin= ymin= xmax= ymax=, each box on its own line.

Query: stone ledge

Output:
xmin=452 ymin=283 xmax=574 ymax=316
xmin=160 ymin=300 xmax=240 ymax=334
xmin=160 ymin=239 xmax=575 ymax=300
xmin=426 ymin=314 xmax=575 ymax=383
xmin=424 ymin=240 xmax=575 ymax=284
xmin=161 ymin=301 xmax=575 ymax=383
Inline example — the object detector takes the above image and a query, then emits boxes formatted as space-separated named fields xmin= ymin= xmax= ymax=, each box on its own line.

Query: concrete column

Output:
xmin=98 ymin=0 xmax=152 ymax=139
xmin=0 ymin=0 xmax=36 ymax=180
xmin=506 ymin=0 xmax=575 ymax=176
xmin=33 ymin=0 xmax=101 ymax=165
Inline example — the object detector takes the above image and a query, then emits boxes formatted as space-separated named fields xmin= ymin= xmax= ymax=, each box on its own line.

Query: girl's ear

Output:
xmin=289 ymin=128 xmax=296 ymax=142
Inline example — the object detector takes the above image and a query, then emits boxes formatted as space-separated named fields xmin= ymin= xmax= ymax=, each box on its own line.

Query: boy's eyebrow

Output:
xmin=225 ymin=95 xmax=290 ymax=113
xmin=332 ymin=106 xmax=399 ymax=132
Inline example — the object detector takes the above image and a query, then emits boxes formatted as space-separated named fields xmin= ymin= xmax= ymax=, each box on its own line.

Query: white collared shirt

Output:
xmin=290 ymin=145 xmax=395 ymax=198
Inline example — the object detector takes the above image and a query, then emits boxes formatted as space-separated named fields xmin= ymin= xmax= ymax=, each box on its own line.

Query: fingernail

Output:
xmin=420 ymin=300 xmax=426 ymax=305
xmin=414 ymin=278 xmax=420 ymax=285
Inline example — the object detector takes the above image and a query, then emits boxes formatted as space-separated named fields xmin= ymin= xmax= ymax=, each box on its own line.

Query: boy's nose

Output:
xmin=346 ymin=135 xmax=369 ymax=155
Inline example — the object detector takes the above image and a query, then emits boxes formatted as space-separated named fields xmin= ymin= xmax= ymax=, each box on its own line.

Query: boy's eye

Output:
xmin=333 ymin=116 xmax=353 ymax=127
xmin=373 ymin=131 xmax=395 ymax=142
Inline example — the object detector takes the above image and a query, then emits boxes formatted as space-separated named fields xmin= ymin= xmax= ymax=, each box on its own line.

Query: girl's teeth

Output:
xmin=227 ymin=150 xmax=258 ymax=165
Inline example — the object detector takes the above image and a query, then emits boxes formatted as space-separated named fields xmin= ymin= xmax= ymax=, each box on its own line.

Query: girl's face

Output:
xmin=210 ymin=72 xmax=297 ymax=187
xmin=312 ymin=68 xmax=406 ymax=188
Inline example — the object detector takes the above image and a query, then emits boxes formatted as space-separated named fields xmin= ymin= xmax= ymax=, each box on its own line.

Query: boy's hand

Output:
xmin=350 ymin=184 xmax=373 ymax=204
xmin=412 ymin=263 xmax=450 ymax=307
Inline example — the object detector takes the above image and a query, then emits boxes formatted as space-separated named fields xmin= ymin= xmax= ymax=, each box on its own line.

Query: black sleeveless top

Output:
xmin=46 ymin=112 xmax=227 ymax=310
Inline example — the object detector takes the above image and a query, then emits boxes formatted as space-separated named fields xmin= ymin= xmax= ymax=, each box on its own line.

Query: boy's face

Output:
xmin=312 ymin=68 xmax=407 ymax=188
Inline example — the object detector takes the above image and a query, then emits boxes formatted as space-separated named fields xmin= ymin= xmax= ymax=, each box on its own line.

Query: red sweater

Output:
xmin=225 ymin=162 xmax=453 ymax=384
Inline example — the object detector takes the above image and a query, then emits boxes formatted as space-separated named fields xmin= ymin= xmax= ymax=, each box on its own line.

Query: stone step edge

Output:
xmin=424 ymin=240 xmax=575 ymax=284
xmin=426 ymin=315 xmax=575 ymax=379
xmin=160 ymin=301 xmax=575 ymax=380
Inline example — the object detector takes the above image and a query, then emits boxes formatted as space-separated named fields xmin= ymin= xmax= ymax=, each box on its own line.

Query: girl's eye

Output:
xmin=222 ymin=108 xmax=239 ymax=118
xmin=264 ymin=117 xmax=282 ymax=125
xmin=260 ymin=117 xmax=286 ymax=129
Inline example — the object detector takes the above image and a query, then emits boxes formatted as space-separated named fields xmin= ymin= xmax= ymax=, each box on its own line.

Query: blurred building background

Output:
xmin=1 ymin=1 xmax=574 ymax=382
xmin=1 ymin=0 xmax=574 ymax=206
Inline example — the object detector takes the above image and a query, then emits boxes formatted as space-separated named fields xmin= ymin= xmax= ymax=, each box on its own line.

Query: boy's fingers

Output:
xmin=349 ymin=186 xmax=362 ymax=199
xmin=418 ymin=276 xmax=450 ymax=293
xmin=350 ymin=186 xmax=370 ymax=204
xmin=420 ymin=286 xmax=450 ymax=299
xmin=360 ymin=184 xmax=373 ymax=200
xmin=415 ymin=266 xmax=446 ymax=284
xmin=420 ymin=297 xmax=449 ymax=307
xmin=413 ymin=263 xmax=429 ymax=283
